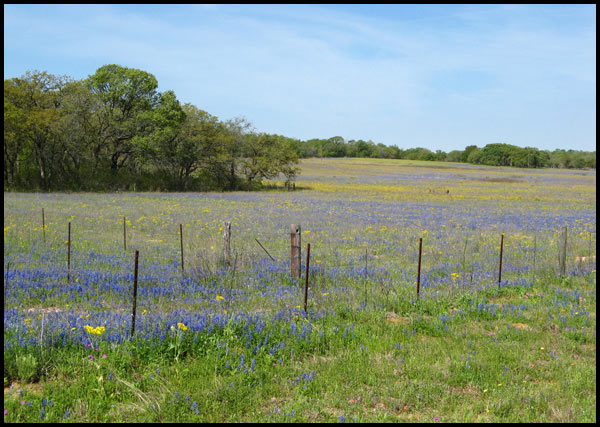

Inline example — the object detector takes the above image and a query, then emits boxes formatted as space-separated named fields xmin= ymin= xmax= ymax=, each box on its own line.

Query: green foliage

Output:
xmin=4 ymin=66 xmax=300 ymax=192
xmin=16 ymin=353 xmax=38 ymax=384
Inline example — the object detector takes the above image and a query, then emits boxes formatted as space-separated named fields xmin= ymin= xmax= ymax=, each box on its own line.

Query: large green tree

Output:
xmin=240 ymin=133 xmax=299 ymax=189
xmin=85 ymin=64 xmax=160 ymax=173
xmin=143 ymin=102 xmax=224 ymax=191
xmin=4 ymin=71 xmax=71 ymax=190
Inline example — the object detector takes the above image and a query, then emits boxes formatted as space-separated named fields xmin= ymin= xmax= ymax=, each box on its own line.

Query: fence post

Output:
xmin=498 ymin=233 xmax=504 ymax=288
xmin=123 ymin=217 xmax=127 ymax=251
xmin=416 ymin=237 xmax=422 ymax=299
xmin=67 ymin=222 xmax=71 ymax=283
xmin=4 ymin=262 xmax=10 ymax=311
xmin=223 ymin=221 xmax=231 ymax=268
xmin=364 ymin=247 xmax=368 ymax=306
xmin=131 ymin=250 xmax=139 ymax=337
xmin=559 ymin=226 xmax=567 ymax=276
xmin=290 ymin=224 xmax=301 ymax=279
xmin=42 ymin=208 xmax=46 ymax=244
xmin=180 ymin=223 xmax=185 ymax=275
xmin=304 ymin=243 xmax=311 ymax=313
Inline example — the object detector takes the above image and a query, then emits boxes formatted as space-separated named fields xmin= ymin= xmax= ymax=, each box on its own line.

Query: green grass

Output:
xmin=4 ymin=271 xmax=596 ymax=422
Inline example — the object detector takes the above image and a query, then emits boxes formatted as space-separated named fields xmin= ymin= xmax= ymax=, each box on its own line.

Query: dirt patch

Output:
xmin=4 ymin=381 xmax=45 ymax=399
xmin=476 ymin=176 xmax=522 ymax=183
xmin=447 ymin=384 xmax=478 ymax=396
xmin=385 ymin=312 xmax=411 ymax=325
xmin=512 ymin=323 xmax=531 ymax=330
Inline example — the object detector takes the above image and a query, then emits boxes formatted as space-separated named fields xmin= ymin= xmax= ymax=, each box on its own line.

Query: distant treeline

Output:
xmin=289 ymin=137 xmax=596 ymax=169
xmin=4 ymin=65 xmax=595 ymax=192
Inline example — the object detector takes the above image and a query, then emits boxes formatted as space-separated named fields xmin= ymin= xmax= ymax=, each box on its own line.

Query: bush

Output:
xmin=16 ymin=353 xmax=38 ymax=383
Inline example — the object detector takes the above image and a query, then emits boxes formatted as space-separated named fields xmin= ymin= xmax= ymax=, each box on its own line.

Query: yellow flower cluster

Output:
xmin=84 ymin=325 xmax=106 ymax=335
xmin=177 ymin=322 xmax=188 ymax=331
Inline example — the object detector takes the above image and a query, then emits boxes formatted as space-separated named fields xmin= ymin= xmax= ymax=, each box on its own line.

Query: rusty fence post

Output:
xmin=131 ymin=250 xmax=139 ymax=337
xmin=180 ymin=223 xmax=185 ymax=275
xmin=4 ymin=262 xmax=10 ymax=311
xmin=290 ymin=224 xmax=301 ymax=279
xmin=416 ymin=237 xmax=422 ymax=299
xmin=304 ymin=243 xmax=311 ymax=313
xmin=364 ymin=247 xmax=368 ymax=307
xmin=67 ymin=222 xmax=71 ymax=283
xmin=498 ymin=233 xmax=504 ymax=288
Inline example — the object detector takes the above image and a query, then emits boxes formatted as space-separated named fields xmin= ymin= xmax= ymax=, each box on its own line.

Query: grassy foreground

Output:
xmin=3 ymin=158 xmax=596 ymax=422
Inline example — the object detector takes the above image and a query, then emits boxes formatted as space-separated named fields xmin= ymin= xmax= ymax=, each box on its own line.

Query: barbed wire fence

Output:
xmin=3 ymin=212 xmax=597 ymax=317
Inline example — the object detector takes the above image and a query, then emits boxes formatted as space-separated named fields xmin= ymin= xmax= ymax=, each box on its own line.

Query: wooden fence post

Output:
xmin=131 ymin=250 xmax=139 ymax=337
xmin=290 ymin=224 xmax=301 ymax=279
xmin=223 ymin=221 xmax=231 ymax=268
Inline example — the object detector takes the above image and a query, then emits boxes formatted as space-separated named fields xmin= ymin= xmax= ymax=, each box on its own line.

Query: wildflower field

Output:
xmin=3 ymin=157 xmax=596 ymax=422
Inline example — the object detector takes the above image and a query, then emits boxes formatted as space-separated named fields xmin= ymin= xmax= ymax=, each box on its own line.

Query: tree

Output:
xmin=135 ymin=91 xmax=189 ymax=189
xmin=461 ymin=145 xmax=478 ymax=162
xmin=446 ymin=150 xmax=463 ymax=163
xmin=355 ymin=140 xmax=374 ymax=158
xmin=240 ymin=133 xmax=299 ymax=189
xmin=56 ymin=80 xmax=105 ymax=188
xmin=85 ymin=64 xmax=160 ymax=173
xmin=4 ymin=71 xmax=71 ymax=190
xmin=322 ymin=136 xmax=346 ymax=157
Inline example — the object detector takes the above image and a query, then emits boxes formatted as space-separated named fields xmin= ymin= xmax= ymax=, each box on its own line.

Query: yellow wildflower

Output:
xmin=84 ymin=325 xmax=105 ymax=335
xmin=177 ymin=322 xmax=188 ymax=331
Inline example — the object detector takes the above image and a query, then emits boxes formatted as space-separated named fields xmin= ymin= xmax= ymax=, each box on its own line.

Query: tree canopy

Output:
xmin=4 ymin=66 xmax=299 ymax=191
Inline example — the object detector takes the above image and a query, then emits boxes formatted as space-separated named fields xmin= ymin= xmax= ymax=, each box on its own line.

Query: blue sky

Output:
xmin=4 ymin=4 xmax=596 ymax=152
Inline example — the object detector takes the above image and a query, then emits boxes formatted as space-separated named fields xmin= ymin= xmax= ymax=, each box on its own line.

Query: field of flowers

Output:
xmin=3 ymin=158 xmax=596 ymax=422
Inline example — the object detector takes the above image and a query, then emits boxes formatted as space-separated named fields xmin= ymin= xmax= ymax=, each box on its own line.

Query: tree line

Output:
xmin=291 ymin=138 xmax=595 ymax=169
xmin=4 ymin=65 xmax=299 ymax=192
xmin=4 ymin=65 xmax=595 ymax=192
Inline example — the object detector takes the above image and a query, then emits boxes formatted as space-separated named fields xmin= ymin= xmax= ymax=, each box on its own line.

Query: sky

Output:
xmin=3 ymin=4 xmax=596 ymax=152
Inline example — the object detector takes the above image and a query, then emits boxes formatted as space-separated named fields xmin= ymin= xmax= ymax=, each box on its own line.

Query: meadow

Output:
xmin=3 ymin=157 xmax=596 ymax=422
